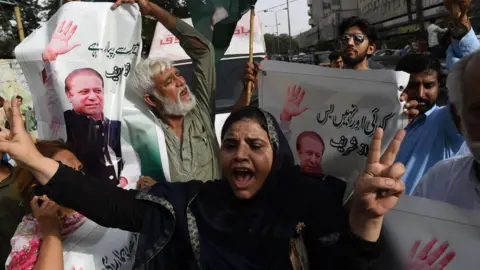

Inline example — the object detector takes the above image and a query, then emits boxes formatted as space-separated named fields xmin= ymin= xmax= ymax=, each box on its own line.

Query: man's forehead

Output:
xmin=158 ymin=67 xmax=178 ymax=78
xmin=464 ymin=56 xmax=480 ymax=96
xmin=300 ymin=135 xmax=323 ymax=146
xmin=409 ymin=70 xmax=437 ymax=81
xmin=344 ymin=26 xmax=364 ymax=35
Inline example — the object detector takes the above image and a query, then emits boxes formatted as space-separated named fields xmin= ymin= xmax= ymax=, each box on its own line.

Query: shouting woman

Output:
xmin=0 ymin=99 xmax=406 ymax=269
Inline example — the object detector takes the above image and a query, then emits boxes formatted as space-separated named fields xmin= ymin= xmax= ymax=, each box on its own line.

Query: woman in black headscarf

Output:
xmin=0 ymin=101 xmax=406 ymax=270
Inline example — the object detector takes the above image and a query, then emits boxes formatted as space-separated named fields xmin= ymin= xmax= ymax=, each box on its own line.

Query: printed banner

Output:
xmin=0 ymin=59 xmax=37 ymax=136
xmin=258 ymin=60 xmax=409 ymax=196
xmin=149 ymin=10 xmax=266 ymax=62
xmin=13 ymin=3 xmax=142 ymax=269
xmin=15 ymin=2 xmax=141 ymax=186
xmin=384 ymin=195 xmax=480 ymax=269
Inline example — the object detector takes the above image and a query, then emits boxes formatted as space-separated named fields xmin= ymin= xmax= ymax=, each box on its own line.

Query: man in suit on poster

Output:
xmin=41 ymin=20 xmax=125 ymax=186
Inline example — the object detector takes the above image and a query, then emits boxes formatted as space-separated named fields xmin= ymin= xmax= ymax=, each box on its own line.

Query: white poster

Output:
xmin=15 ymin=2 xmax=141 ymax=187
xmin=385 ymin=195 xmax=480 ymax=269
xmin=12 ymin=3 xmax=141 ymax=269
xmin=259 ymin=60 xmax=409 ymax=195
xmin=149 ymin=10 xmax=266 ymax=61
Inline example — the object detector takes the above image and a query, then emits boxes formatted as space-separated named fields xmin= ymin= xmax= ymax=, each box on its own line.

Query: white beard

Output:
xmin=156 ymin=85 xmax=197 ymax=116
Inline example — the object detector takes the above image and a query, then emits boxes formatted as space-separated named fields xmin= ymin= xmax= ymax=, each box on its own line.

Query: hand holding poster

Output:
xmin=259 ymin=61 xmax=409 ymax=197
xmin=13 ymin=2 xmax=142 ymax=269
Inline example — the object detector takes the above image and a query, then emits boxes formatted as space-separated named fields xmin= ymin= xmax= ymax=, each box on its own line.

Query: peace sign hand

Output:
xmin=42 ymin=20 xmax=80 ymax=62
xmin=280 ymin=85 xmax=309 ymax=121
xmin=350 ymin=128 xmax=406 ymax=242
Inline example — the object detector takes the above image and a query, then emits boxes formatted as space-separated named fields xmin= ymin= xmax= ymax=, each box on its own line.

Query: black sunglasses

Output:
xmin=340 ymin=34 xmax=366 ymax=45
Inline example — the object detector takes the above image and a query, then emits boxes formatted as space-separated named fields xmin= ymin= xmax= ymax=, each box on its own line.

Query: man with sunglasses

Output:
xmin=338 ymin=16 xmax=377 ymax=70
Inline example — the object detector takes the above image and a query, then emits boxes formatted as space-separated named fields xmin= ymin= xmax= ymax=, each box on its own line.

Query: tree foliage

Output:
xmin=264 ymin=33 xmax=299 ymax=55
xmin=0 ymin=0 xmax=192 ymax=58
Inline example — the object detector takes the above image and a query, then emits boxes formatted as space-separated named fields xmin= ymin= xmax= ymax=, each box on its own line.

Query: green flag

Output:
xmin=185 ymin=0 xmax=257 ymax=62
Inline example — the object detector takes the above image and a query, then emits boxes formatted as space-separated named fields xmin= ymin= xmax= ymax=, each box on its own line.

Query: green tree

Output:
xmin=41 ymin=0 xmax=61 ymax=21
xmin=264 ymin=33 xmax=299 ymax=55
xmin=0 ymin=0 xmax=43 ymax=58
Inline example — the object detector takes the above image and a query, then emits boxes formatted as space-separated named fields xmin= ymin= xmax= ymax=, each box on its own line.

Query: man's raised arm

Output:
xmin=113 ymin=0 xmax=216 ymax=118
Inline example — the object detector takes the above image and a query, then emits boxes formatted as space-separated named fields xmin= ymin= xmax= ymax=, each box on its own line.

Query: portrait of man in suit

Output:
xmin=63 ymin=67 xmax=123 ymax=185
xmin=296 ymin=131 xmax=325 ymax=177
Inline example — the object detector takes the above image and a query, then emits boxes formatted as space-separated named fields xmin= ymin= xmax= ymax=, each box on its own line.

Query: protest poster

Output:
xmin=123 ymin=11 xmax=265 ymax=182
xmin=258 ymin=60 xmax=409 ymax=197
xmin=13 ymin=2 xmax=141 ymax=269
xmin=384 ymin=195 xmax=480 ymax=269
xmin=149 ymin=10 xmax=265 ymax=62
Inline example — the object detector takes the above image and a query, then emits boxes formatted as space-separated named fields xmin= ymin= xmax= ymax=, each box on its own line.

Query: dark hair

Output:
xmin=338 ymin=16 xmax=377 ymax=43
xmin=15 ymin=140 xmax=73 ymax=198
xmin=65 ymin=68 xmax=104 ymax=93
xmin=429 ymin=19 xmax=436 ymax=24
xmin=296 ymin=131 xmax=325 ymax=153
xmin=221 ymin=106 xmax=268 ymax=141
xmin=395 ymin=54 xmax=442 ymax=80
xmin=15 ymin=95 xmax=23 ymax=102
xmin=328 ymin=51 xmax=342 ymax=61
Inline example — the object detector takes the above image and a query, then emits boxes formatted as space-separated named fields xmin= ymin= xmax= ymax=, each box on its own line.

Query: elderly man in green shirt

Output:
xmin=117 ymin=0 xmax=256 ymax=182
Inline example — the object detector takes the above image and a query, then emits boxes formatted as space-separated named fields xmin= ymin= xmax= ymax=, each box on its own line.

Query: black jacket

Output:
xmin=64 ymin=110 xmax=123 ymax=184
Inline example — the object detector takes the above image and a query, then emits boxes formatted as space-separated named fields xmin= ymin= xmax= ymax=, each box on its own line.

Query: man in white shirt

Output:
xmin=413 ymin=51 xmax=480 ymax=211
xmin=426 ymin=19 xmax=448 ymax=58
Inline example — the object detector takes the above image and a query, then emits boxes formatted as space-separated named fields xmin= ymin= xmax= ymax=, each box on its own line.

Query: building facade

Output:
xmin=298 ymin=0 xmax=359 ymax=49
xmin=359 ymin=0 xmax=446 ymax=38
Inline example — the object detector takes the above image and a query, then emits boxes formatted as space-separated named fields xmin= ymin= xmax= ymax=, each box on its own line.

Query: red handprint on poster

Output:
xmin=406 ymin=239 xmax=456 ymax=270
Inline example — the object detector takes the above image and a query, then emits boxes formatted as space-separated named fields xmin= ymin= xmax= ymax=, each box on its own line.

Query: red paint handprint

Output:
xmin=279 ymin=85 xmax=309 ymax=121
xmin=42 ymin=20 xmax=80 ymax=62
xmin=406 ymin=239 xmax=456 ymax=270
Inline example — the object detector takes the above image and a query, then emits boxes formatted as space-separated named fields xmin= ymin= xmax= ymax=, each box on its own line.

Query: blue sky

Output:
xmin=255 ymin=0 xmax=309 ymax=36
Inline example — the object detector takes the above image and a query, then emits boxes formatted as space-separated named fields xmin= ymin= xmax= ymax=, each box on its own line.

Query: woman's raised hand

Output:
xmin=0 ymin=99 xmax=41 ymax=168
xmin=350 ymin=128 xmax=406 ymax=242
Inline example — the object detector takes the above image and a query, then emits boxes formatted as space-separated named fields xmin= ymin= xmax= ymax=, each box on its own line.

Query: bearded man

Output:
xmin=338 ymin=16 xmax=377 ymax=70
xmin=126 ymin=0 xmax=255 ymax=182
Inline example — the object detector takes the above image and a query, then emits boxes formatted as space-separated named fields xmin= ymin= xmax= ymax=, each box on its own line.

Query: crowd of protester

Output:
xmin=0 ymin=0 xmax=479 ymax=268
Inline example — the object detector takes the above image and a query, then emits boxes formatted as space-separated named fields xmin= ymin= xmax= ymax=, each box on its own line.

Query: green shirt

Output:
xmin=0 ymin=173 xmax=30 ymax=263
xmin=162 ymin=19 xmax=221 ymax=182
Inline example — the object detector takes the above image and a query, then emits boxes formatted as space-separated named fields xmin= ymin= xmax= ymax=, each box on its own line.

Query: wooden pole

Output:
xmin=246 ymin=5 xmax=255 ymax=105
xmin=14 ymin=6 xmax=25 ymax=41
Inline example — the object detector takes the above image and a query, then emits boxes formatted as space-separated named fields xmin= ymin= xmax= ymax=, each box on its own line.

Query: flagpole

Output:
xmin=246 ymin=5 xmax=255 ymax=105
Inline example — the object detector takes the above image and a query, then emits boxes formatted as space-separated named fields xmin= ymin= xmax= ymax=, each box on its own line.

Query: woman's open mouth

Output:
xmin=233 ymin=167 xmax=254 ymax=189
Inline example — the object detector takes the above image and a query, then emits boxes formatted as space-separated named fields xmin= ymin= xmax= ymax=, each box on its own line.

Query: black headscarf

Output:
xmin=137 ymin=106 xmax=372 ymax=269
xmin=190 ymin=107 xmax=351 ymax=269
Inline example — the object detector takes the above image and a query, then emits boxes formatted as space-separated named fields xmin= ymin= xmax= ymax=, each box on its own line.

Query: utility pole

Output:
xmin=0 ymin=0 xmax=25 ymax=41
xmin=14 ymin=6 xmax=25 ymax=41
xmin=406 ymin=0 xmax=413 ymax=22
xmin=275 ymin=12 xmax=280 ymax=55
xmin=415 ymin=0 xmax=425 ymax=32
xmin=264 ymin=8 xmax=286 ymax=55
xmin=286 ymin=0 xmax=292 ymax=59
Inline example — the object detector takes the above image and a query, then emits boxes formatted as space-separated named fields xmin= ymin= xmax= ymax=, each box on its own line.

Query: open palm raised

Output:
xmin=280 ymin=85 xmax=309 ymax=121
xmin=42 ymin=20 xmax=80 ymax=61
